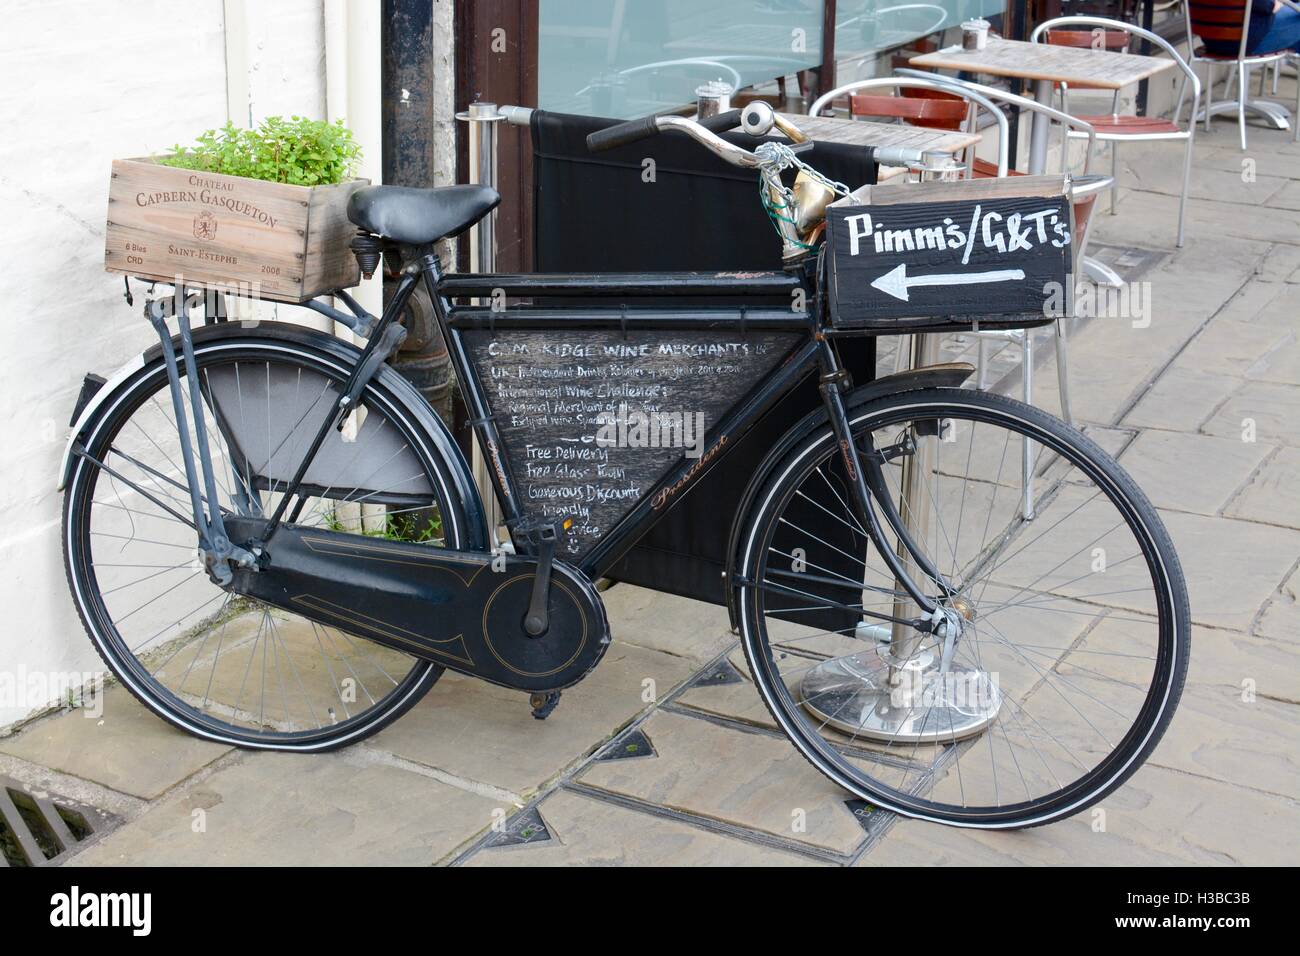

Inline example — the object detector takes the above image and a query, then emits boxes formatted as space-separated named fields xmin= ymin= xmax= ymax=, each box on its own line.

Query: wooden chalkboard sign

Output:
xmin=463 ymin=330 xmax=802 ymax=559
xmin=826 ymin=176 xmax=1074 ymax=330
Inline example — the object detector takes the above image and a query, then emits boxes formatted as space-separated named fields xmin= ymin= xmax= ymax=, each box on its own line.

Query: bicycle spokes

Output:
xmin=65 ymin=339 xmax=459 ymax=746
xmin=739 ymin=391 xmax=1182 ymax=825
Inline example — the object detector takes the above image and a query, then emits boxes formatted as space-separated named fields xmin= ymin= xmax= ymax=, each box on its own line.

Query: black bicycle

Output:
xmin=60 ymin=104 xmax=1188 ymax=828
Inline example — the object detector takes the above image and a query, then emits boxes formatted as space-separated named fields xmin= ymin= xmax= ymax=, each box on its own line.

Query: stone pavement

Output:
xmin=2 ymin=79 xmax=1299 ymax=867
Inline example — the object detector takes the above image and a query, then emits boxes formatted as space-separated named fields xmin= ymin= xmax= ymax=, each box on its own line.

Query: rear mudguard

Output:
xmin=58 ymin=321 xmax=490 ymax=552
xmin=723 ymin=362 xmax=974 ymax=631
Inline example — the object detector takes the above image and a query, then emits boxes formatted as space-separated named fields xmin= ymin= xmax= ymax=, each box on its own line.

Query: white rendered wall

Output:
xmin=0 ymin=0 xmax=353 ymax=728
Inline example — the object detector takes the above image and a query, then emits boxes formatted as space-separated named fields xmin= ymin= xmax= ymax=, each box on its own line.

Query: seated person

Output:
xmin=1203 ymin=0 xmax=1300 ymax=56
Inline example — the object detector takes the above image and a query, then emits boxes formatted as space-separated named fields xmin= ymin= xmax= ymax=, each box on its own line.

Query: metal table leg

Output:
xmin=799 ymin=333 xmax=1001 ymax=743
xmin=457 ymin=102 xmax=507 ymax=545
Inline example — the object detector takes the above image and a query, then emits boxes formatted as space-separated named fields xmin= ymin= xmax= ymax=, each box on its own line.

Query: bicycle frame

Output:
xmin=116 ymin=235 xmax=953 ymax=637
xmin=421 ymin=252 xmax=947 ymax=624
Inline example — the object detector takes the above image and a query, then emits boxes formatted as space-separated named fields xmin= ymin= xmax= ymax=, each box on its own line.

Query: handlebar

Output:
xmin=586 ymin=107 xmax=945 ymax=173
xmin=582 ymin=105 xmax=956 ymax=261
xmin=587 ymin=112 xmax=765 ymax=167
xmin=586 ymin=108 xmax=744 ymax=153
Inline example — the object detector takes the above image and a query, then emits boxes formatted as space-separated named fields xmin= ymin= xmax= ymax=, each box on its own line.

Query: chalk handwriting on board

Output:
xmin=464 ymin=330 xmax=801 ymax=559
xmin=828 ymin=195 xmax=1073 ymax=327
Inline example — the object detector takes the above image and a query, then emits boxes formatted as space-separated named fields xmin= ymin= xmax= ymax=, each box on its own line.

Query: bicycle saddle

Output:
xmin=347 ymin=184 xmax=500 ymax=245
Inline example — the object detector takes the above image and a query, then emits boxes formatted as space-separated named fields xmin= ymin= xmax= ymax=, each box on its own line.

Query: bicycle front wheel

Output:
xmin=734 ymin=387 xmax=1189 ymax=828
xmin=63 ymin=324 xmax=478 ymax=751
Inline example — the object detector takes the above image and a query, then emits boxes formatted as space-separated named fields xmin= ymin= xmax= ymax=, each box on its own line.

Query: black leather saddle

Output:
xmin=347 ymin=184 xmax=500 ymax=245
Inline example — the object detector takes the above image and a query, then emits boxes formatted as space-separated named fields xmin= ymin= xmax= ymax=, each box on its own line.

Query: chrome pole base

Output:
xmin=798 ymin=627 xmax=1001 ymax=743
xmin=1082 ymin=255 xmax=1124 ymax=289
xmin=1197 ymin=99 xmax=1291 ymax=129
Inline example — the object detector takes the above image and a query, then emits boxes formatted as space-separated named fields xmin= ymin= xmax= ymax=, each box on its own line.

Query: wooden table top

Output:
xmin=909 ymin=37 xmax=1175 ymax=89
xmin=783 ymin=113 xmax=982 ymax=153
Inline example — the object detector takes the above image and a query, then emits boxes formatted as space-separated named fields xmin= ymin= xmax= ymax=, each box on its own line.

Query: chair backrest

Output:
xmin=1043 ymin=28 xmax=1131 ymax=51
xmin=895 ymin=68 xmax=1098 ymax=174
xmin=1183 ymin=0 xmax=1251 ymax=53
xmin=808 ymin=76 xmax=1010 ymax=177
xmin=1044 ymin=28 xmax=1132 ymax=90
xmin=848 ymin=91 xmax=968 ymax=130
xmin=1031 ymin=15 xmax=1202 ymax=120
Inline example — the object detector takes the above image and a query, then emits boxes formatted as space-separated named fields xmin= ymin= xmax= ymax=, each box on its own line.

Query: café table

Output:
xmin=779 ymin=112 xmax=981 ymax=180
xmin=910 ymin=37 xmax=1174 ymax=283
xmin=909 ymin=37 xmax=1175 ymax=175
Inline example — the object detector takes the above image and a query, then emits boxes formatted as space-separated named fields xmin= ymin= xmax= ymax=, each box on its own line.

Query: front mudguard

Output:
xmin=723 ymin=362 xmax=974 ymax=631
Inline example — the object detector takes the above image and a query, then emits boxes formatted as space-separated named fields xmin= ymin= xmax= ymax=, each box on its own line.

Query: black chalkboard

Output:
xmin=463 ymin=330 xmax=803 ymax=560
xmin=827 ymin=194 xmax=1073 ymax=330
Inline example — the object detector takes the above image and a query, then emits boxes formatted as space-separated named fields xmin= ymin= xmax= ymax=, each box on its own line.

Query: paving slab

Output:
xmin=1254 ymin=244 xmax=1300 ymax=283
xmin=1120 ymin=147 xmax=1289 ymax=206
xmin=1079 ymin=424 xmax=1137 ymax=460
xmin=463 ymin=789 xmax=822 ymax=866
xmin=1256 ymin=565 xmax=1300 ymax=644
xmin=1165 ymin=231 xmax=1272 ymax=281
xmin=1149 ymin=683 xmax=1299 ymax=798
xmin=1249 ymin=336 xmax=1300 ymax=385
xmin=369 ymin=640 xmax=696 ymax=798
xmin=1051 ymin=279 xmax=1233 ymax=426
xmin=1190 ymin=628 xmax=1300 ymax=701
xmin=1266 ymin=178 xmax=1300 ymax=211
xmin=1048 ymin=335 xmax=1177 ymax=428
xmin=1191 ymin=143 xmax=1296 ymax=177
xmin=577 ymin=708 xmax=867 ymax=856
xmin=71 ymin=750 xmax=498 ymax=866
xmin=1202 ymin=381 xmax=1300 ymax=446
xmin=599 ymin=583 xmax=738 ymax=663
xmin=1117 ymin=430 xmax=1269 ymax=515
xmin=1078 ymin=616 xmax=1300 ymax=703
xmin=1158 ymin=508 xmax=1300 ymax=631
xmin=1223 ymin=446 xmax=1300 ymax=529
xmin=1121 ymin=366 xmax=1244 ymax=432
xmin=676 ymin=648 xmax=772 ymax=729
xmin=1213 ymin=276 xmax=1291 ymax=321
xmin=1244 ymin=286 xmax=1300 ymax=325
xmin=0 ymin=687 xmax=229 ymax=800
xmin=1031 ymin=622 xmax=1300 ymax=798
xmin=860 ymin=765 xmax=1299 ymax=866
xmin=1170 ymin=318 xmax=1294 ymax=379
xmin=1094 ymin=187 xmax=1300 ymax=248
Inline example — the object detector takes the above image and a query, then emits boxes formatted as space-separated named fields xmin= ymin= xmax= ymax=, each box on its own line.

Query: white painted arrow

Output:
xmin=870 ymin=263 xmax=1026 ymax=302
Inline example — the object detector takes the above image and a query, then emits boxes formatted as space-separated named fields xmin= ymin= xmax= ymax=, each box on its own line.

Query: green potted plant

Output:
xmin=105 ymin=116 xmax=369 ymax=303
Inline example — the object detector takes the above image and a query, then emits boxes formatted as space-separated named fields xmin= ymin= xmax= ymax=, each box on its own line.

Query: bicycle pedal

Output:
xmin=529 ymin=691 xmax=562 ymax=720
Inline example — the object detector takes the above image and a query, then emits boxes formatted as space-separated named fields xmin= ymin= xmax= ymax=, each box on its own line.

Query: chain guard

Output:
xmin=226 ymin=518 xmax=610 ymax=693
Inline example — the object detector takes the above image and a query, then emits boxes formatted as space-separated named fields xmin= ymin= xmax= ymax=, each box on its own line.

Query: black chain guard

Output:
xmin=226 ymin=518 xmax=610 ymax=693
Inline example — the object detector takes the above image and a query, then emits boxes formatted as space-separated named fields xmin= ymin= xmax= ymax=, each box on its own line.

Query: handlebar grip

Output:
xmin=586 ymin=115 xmax=662 ymax=153
xmin=869 ymin=145 xmax=930 ymax=168
xmin=697 ymin=109 xmax=743 ymax=134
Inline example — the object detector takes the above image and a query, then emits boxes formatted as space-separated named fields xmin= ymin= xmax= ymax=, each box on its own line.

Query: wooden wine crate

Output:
xmin=104 ymin=158 xmax=367 ymax=303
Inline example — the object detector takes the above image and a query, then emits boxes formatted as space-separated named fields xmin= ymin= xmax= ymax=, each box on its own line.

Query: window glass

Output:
xmin=538 ymin=0 xmax=825 ymax=118
xmin=834 ymin=0 xmax=1004 ymax=62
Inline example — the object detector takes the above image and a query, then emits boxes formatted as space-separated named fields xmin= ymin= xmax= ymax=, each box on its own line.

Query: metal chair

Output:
xmin=808 ymin=75 xmax=1010 ymax=180
xmin=1183 ymin=0 xmax=1300 ymax=148
xmin=897 ymin=69 xmax=1106 ymax=429
xmin=1031 ymin=15 xmax=1202 ymax=247
xmin=1036 ymin=24 xmax=1130 ymax=217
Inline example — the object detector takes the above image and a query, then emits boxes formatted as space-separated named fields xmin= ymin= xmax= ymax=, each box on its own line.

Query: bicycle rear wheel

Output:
xmin=734 ymin=387 xmax=1189 ymax=828
xmin=62 ymin=324 xmax=478 ymax=750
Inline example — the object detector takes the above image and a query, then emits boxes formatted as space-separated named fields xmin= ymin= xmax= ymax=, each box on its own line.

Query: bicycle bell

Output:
xmin=740 ymin=101 xmax=777 ymax=137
